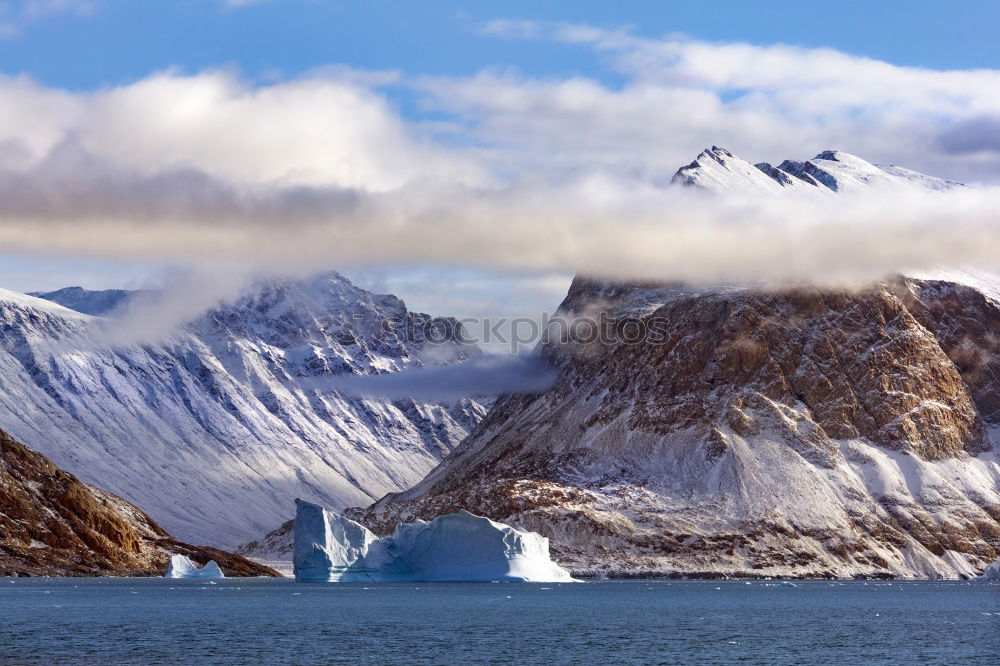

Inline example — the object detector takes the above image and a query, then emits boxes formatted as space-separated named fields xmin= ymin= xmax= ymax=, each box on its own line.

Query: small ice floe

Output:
xmin=164 ymin=554 xmax=225 ymax=579
xmin=778 ymin=581 xmax=797 ymax=588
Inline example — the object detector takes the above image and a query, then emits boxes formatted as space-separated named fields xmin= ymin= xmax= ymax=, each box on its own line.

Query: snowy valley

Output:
xmin=0 ymin=273 xmax=486 ymax=547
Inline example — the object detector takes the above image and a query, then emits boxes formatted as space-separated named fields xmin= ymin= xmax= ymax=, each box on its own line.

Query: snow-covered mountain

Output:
xmin=672 ymin=146 xmax=964 ymax=194
xmin=28 ymin=286 xmax=150 ymax=317
xmin=348 ymin=148 xmax=1000 ymax=579
xmin=0 ymin=272 xmax=487 ymax=547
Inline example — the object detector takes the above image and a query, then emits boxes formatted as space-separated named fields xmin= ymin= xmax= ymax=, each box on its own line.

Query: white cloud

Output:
xmin=0 ymin=69 xmax=483 ymax=190
xmin=1 ymin=148 xmax=999 ymax=288
xmin=479 ymin=19 xmax=540 ymax=39
xmin=0 ymin=0 xmax=97 ymax=36
xmin=414 ymin=23 xmax=1000 ymax=185
xmin=3 ymin=25 xmax=1000 ymax=337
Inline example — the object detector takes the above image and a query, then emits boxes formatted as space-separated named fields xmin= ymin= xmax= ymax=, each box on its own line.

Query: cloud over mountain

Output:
xmin=1 ymin=28 xmax=1000 ymax=328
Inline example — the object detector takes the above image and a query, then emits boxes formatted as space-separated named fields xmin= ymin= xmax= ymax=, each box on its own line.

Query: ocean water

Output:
xmin=0 ymin=578 xmax=996 ymax=664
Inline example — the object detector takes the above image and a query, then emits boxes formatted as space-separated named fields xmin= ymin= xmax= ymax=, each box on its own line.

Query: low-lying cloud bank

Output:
xmin=298 ymin=353 xmax=559 ymax=400
xmin=3 ymin=25 xmax=1000 ymax=341
xmin=2 ymin=156 xmax=998 ymax=287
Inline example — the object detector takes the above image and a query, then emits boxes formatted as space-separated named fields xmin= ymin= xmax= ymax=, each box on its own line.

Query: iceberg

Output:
xmin=979 ymin=559 xmax=1000 ymax=580
xmin=292 ymin=499 xmax=574 ymax=582
xmin=164 ymin=554 xmax=225 ymax=579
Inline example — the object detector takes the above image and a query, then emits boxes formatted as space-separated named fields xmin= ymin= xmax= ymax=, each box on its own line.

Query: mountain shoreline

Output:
xmin=0 ymin=429 xmax=278 ymax=578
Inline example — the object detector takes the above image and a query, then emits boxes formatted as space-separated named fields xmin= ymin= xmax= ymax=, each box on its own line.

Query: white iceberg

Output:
xmin=978 ymin=559 xmax=1000 ymax=580
xmin=164 ymin=554 xmax=225 ymax=579
xmin=292 ymin=499 xmax=574 ymax=582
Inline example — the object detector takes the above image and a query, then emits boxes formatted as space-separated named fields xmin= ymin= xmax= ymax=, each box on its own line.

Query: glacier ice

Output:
xmin=164 ymin=554 xmax=225 ymax=579
xmin=979 ymin=559 xmax=1000 ymax=580
xmin=292 ymin=499 xmax=574 ymax=582
xmin=293 ymin=499 xmax=379 ymax=583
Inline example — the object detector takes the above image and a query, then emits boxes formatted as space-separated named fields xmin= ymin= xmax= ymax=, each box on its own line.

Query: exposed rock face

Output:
xmin=889 ymin=277 xmax=1000 ymax=424
xmin=0 ymin=428 xmax=278 ymax=577
xmin=0 ymin=272 xmax=487 ymax=547
xmin=356 ymin=275 xmax=1000 ymax=579
xmin=238 ymin=519 xmax=294 ymax=561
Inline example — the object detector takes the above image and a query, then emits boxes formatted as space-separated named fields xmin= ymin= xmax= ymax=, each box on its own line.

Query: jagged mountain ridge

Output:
xmin=0 ymin=273 xmax=487 ymax=547
xmin=0 ymin=428 xmax=277 ymax=577
xmin=671 ymin=146 xmax=964 ymax=194
xmin=28 ymin=286 xmax=151 ymax=317
xmin=344 ymin=148 xmax=1000 ymax=579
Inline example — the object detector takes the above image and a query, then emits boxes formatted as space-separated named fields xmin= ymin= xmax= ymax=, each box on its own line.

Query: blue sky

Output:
xmin=1 ymin=0 xmax=999 ymax=325
xmin=3 ymin=1 xmax=998 ymax=90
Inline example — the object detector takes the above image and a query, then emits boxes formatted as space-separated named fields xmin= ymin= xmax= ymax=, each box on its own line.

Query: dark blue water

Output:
xmin=0 ymin=578 xmax=996 ymax=665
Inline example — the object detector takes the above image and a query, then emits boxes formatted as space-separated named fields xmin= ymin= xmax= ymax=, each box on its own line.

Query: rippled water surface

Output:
xmin=0 ymin=578 xmax=996 ymax=664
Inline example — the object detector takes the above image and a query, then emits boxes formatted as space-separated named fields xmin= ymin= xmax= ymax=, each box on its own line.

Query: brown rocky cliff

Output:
xmin=889 ymin=277 xmax=1000 ymax=424
xmin=411 ymin=280 xmax=988 ymax=493
xmin=0 ymin=429 xmax=279 ymax=577
xmin=358 ymin=278 xmax=1000 ymax=578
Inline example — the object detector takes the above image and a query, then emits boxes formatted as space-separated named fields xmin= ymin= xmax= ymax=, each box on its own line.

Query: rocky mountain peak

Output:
xmin=671 ymin=145 xmax=797 ymax=192
xmin=674 ymin=146 xmax=963 ymax=194
xmin=28 ymin=285 xmax=152 ymax=317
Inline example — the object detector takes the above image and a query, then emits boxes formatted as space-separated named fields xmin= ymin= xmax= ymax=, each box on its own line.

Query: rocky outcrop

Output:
xmin=355 ymin=276 xmax=1000 ymax=579
xmin=238 ymin=519 xmax=294 ymax=561
xmin=0 ymin=428 xmax=278 ymax=577
xmin=888 ymin=277 xmax=1000 ymax=425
